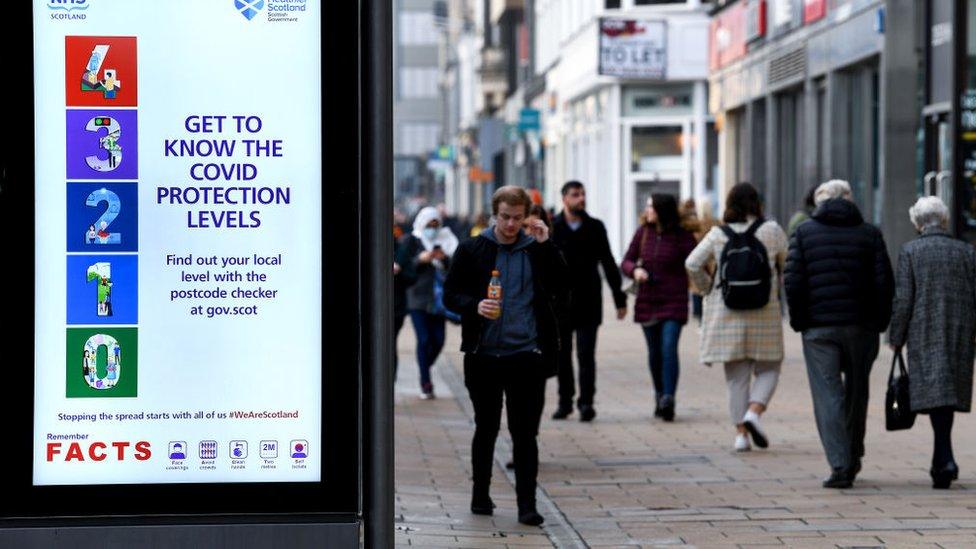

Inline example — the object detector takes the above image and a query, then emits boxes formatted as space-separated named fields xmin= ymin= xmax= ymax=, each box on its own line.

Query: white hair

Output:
xmin=909 ymin=196 xmax=949 ymax=231
xmin=814 ymin=179 xmax=853 ymax=206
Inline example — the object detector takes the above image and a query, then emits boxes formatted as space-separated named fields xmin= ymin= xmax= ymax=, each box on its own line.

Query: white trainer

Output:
xmin=734 ymin=433 xmax=751 ymax=452
xmin=742 ymin=410 xmax=768 ymax=448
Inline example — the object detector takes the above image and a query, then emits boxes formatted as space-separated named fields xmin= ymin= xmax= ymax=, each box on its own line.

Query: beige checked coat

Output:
xmin=684 ymin=218 xmax=788 ymax=365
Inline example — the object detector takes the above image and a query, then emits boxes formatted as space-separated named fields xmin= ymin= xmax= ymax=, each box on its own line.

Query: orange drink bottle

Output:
xmin=486 ymin=270 xmax=502 ymax=319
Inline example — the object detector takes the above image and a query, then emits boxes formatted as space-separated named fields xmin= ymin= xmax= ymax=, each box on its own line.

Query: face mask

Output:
xmin=422 ymin=227 xmax=438 ymax=241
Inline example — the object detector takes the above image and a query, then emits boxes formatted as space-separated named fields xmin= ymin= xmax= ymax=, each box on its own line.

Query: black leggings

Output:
xmin=929 ymin=406 xmax=955 ymax=468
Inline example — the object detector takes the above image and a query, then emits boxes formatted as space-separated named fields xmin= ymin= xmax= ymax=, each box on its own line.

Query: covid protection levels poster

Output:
xmin=34 ymin=0 xmax=322 ymax=485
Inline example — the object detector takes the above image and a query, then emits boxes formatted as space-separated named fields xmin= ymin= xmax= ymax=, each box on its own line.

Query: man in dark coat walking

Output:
xmin=550 ymin=181 xmax=628 ymax=421
xmin=444 ymin=186 xmax=569 ymax=526
xmin=784 ymin=180 xmax=894 ymax=489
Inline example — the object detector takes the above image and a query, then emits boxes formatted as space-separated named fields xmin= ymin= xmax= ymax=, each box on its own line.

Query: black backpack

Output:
xmin=718 ymin=219 xmax=771 ymax=310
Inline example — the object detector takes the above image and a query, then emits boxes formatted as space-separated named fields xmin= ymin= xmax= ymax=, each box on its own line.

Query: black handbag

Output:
xmin=885 ymin=349 xmax=916 ymax=431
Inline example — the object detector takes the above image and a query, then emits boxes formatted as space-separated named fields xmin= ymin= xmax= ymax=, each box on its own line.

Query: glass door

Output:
xmin=622 ymin=120 xmax=689 ymax=239
xmin=923 ymin=112 xmax=953 ymax=214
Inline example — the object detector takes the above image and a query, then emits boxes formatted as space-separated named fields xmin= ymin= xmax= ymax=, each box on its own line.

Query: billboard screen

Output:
xmin=33 ymin=0 xmax=323 ymax=486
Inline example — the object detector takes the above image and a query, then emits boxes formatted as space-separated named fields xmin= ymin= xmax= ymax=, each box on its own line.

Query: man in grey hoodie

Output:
xmin=444 ymin=186 xmax=569 ymax=526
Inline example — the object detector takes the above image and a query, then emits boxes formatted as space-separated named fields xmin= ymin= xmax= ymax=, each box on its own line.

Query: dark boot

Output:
xmin=470 ymin=484 xmax=495 ymax=515
xmin=578 ymin=405 xmax=596 ymax=422
xmin=659 ymin=395 xmax=675 ymax=422
xmin=551 ymin=405 xmax=572 ymax=420
xmin=517 ymin=503 xmax=544 ymax=526
xmin=822 ymin=468 xmax=852 ymax=489
xmin=931 ymin=462 xmax=959 ymax=490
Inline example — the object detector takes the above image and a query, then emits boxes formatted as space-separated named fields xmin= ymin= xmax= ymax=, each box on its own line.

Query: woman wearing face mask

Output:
xmin=401 ymin=206 xmax=460 ymax=399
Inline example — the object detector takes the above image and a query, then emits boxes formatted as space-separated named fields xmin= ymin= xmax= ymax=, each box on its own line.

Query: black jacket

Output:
xmin=783 ymin=198 xmax=894 ymax=333
xmin=551 ymin=211 xmax=626 ymax=326
xmin=443 ymin=230 xmax=569 ymax=376
xmin=394 ymin=236 xmax=417 ymax=319
xmin=400 ymin=234 xmax=451 ymax=312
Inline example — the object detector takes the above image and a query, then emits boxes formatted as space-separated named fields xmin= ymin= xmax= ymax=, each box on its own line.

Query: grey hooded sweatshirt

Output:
xmin=478 ymin=227 xmax=539 ymax=356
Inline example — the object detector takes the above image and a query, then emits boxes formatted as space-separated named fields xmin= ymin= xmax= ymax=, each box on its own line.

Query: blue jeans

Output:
xmin=410 ymin=310 xmax=446 ymax=390
xmin=641 ymin=320 xmax=683 ymax=399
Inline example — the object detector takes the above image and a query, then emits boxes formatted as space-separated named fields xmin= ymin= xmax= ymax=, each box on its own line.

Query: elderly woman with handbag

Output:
xmin=621 ymin=194 xmax=697 ymax=421
xmin=889 ymin=196 xmax=976 ymax=489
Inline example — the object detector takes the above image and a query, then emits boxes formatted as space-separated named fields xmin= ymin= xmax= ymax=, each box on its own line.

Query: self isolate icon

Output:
xmin=290 ymin=440 xmax=308 ymax=459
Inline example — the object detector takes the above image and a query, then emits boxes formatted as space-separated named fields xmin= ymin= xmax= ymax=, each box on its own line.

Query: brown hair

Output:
xmin=491 ymin=185 xmax=532 ymax=216
xmin=679 ymin=198 xmax=701 ymax=233
xmin=723 ymin=183 xmax=764 ymax=223
xmin=527 ymin=204 xmax=552 ymax=229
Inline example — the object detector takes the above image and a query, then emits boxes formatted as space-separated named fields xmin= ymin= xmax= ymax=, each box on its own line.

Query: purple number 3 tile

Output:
xmin=66 ymin=109 xmax=138 ymax=180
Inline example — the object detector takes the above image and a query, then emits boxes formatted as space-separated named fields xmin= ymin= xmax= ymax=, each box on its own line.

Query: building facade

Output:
xmin=394 ymin=0 xmax=446 ymax=211
xmin=539 ymin=0 xmax=715 ymax=258
xmin=708 ymin=0 xmax=925 ymax=256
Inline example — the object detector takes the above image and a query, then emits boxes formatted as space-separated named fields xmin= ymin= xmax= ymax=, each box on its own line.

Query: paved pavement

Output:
xmin=395 ymin=302 xmax=976 ymax=548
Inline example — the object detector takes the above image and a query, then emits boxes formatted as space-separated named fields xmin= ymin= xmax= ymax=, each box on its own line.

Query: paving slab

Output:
xmin=395 ymin=296 xmax=976 ymax=547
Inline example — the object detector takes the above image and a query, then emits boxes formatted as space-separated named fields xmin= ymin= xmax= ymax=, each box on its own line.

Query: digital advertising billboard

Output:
xmin=34 ymin=0 xmax=324 ymax=487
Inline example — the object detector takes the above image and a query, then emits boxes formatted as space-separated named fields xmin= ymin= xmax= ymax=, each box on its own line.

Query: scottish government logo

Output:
xmin=234 ymin=0 xmax=264 ymax=20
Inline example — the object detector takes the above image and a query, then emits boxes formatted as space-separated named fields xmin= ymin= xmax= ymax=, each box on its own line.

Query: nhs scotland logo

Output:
xmin=48 ymin=0 xmax=89 ymax=11
xmin=48 ymin=0 xmax=89 ymax=19
xmin=234 ymin=0 xmax=264 ymax=21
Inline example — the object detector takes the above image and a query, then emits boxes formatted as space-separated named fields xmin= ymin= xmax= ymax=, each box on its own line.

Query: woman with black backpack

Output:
xmin=621 ymin=194 xmax=697 ymax=422
xmin=684 ymin=183 xmax=788 ymax=452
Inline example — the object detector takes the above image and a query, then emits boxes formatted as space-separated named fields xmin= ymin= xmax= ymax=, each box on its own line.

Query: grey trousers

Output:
xmin=802 ymin=326 xmax=880 ymax=471
xmin=724 ymin=360 xmax=781 ymax=425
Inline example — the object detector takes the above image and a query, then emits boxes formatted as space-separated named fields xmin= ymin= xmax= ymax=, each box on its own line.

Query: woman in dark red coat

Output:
xmin=621 ymin=194 xmax=698 ymax=421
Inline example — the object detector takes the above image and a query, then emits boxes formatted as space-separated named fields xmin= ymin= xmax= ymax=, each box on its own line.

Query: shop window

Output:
xmin=840 ymin=63 xmax=879 ymax=222
xmin=398 ymin=12 xmax=439 ymax=46
xmin=750 ymin=100 xmax=767 ymax=197
xmin=775 ymin=89 xmax=803 ymax=221
xmin=706 ymin=121 xmax=719 ymax=192
xmin=400 ymin=67 xmax=440 ymax=98
xmin=963 ymin=0 xmax=976 ymax=239
xmin=631 ymin=126 xmax=683 ymax=173
xmin=815 ymin=78 xmax=826 ymax=184
xmin=636 ymin=180 xmax=681 ymax=220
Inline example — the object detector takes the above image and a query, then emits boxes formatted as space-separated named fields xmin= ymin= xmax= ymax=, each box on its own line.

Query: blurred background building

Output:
xmin=395 ymin=0 xmax=976 ymax=256
xmin=394 ymin=0 xmax=446 ymax=218
xmin=708 ymin=0 xmax=976 ymax=257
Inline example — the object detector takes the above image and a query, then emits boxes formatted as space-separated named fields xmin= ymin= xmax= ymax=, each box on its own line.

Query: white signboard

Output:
xmin=599 ymin=19 xmax=667 ymax=79
xmin=33 ymin=0 xmax=322 ymax=485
